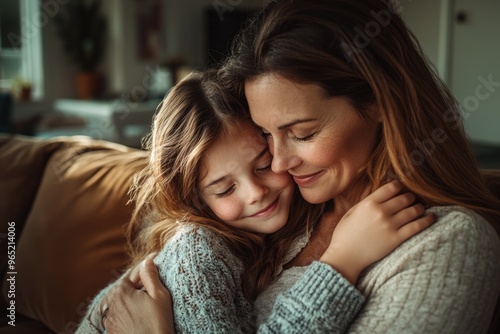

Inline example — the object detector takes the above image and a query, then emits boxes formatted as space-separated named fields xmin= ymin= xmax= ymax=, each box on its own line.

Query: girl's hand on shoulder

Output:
xmin=320 ymin=181 xmax=436 ymax=285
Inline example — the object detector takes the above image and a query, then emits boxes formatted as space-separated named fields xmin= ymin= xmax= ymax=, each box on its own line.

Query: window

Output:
xmin=0 ymin=0 xmax=44 ymax=100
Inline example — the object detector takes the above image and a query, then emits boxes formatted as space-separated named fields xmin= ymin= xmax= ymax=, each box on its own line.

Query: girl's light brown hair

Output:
xmin=222 ymin=0 xmax=500 ymax=232
xmin=127 ymin=70 xmax=324 ymax=300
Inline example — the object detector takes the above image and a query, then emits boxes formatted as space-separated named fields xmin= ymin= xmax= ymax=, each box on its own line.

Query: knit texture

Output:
xmin=77 ymin=224 xmax=365 ymax=333
xmin=255 ymin=206 xmax=500 ymax=334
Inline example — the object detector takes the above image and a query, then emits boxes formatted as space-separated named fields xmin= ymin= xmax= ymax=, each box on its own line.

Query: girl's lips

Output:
xmin=292 ymin=171 xmax=323 ymax=187
xmin=251 ymin=198 xmax=279 ymax=217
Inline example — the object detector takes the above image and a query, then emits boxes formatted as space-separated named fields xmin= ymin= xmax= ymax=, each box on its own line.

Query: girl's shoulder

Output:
xmin=168 ymin=223 xmax=228 ymax=250
xmin=157 ymin=223 xmax=241 ymax=267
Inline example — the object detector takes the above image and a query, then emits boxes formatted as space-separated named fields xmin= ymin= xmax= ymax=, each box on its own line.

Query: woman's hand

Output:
xmin=99 ymin=257 xmax=175 ymax=334
xmin=320 ymin=181 xmax=436 ymax=285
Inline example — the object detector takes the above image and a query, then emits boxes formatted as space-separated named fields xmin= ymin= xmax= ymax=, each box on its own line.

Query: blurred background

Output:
xmin=0 ymin=0 xmax=498 ymax=167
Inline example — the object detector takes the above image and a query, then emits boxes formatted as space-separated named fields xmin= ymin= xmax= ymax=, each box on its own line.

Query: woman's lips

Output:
xmin=292 ymin=171 xmax=323 ymax=187
xmin=251 ymin=198 xmax=279 ymax=217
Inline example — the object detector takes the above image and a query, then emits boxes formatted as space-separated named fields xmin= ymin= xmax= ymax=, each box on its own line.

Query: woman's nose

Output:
xmin=270 ymin=140 xmax=297 ymax=174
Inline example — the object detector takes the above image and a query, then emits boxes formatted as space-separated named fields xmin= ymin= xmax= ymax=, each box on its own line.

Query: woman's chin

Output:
xmin=298 ymin=188 xmax=331 ymax=204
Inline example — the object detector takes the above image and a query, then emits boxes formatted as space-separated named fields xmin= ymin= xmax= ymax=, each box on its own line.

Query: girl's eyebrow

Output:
xmin=252 ymin=146 xmax=269 ymax=162
xmin=204 ymin=146 xmax=268 ymax=189
xmin=204 ymin=175 xmax=228 ymax=189
xmin=277 ymin=118 xmax=317 ymax=131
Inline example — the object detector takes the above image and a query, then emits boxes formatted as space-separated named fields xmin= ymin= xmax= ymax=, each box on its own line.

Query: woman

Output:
xmin=100 ymin=0 xmax=500 ymax=333
xmin=77 ymin=70 xmax=431 ymax=333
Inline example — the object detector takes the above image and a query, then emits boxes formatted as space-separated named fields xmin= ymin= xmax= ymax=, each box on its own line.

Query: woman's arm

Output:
xmin=99 ymin=259 xmax=175 ymax=334
xmin=100 ymin=259 xmax=174 ymax=334
xmin=257 ymin=181 xmax=435 ymax=333
xmin=76 ymin=276 xmax=120 ymax=333
xmin=79 ymin=226 xmax=248 ymax=334
xmin=130 ymin=226 xmax=255 ymax=333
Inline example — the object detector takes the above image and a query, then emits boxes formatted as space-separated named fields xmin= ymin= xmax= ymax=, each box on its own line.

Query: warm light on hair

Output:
xmin=127 ymin=70 xmax=324 ymax=300
xmin=222 ymin=0 xmax=500 ymax=232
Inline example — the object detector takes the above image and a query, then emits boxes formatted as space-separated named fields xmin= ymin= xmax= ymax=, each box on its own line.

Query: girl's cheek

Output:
xmin=275 ymin=173 xmax=293 ymax=187
xmin=213 ymin=198 xmax=243 ymax=222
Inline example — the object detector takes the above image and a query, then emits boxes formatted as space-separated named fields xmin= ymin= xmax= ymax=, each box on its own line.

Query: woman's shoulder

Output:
xmin=358 ymin=205 xmax=500 ymax=294
xmin=396 ymin=205 xmax=500 ymax=260
xmin=426 ymin=205 xmax=498 ymax=241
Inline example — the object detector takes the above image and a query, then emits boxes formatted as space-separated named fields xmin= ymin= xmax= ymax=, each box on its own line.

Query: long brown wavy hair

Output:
xmin=127 ymin=70 xmax=324 ymax=301
xmin=221 ymin=0 xmax=500 ymax=233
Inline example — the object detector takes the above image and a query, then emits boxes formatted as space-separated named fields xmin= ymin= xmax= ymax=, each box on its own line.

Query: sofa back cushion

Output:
xmin=0 ymin=135 xmax=69 ymax=277
xmin=1 ymin=137 xmax=147 ymax=333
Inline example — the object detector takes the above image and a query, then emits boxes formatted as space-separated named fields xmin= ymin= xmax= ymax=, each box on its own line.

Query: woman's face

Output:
xmin=245 ymin=73 xmax=380 ymax=204
xmin=198 ymin=121 xmax=295 ymax=234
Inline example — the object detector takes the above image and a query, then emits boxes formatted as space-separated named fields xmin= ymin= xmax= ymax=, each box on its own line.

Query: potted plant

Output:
xmin=10 ymin=77 xmax=32 ymax=101
xmin=54 ymin=0 xmax=106 ymax=99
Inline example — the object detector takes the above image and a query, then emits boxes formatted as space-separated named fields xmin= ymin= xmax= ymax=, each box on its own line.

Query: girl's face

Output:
xmin=198 ymin=122 xmax=295 ymax=234
xmin=245 ymin=73 xmax=380 ymax=204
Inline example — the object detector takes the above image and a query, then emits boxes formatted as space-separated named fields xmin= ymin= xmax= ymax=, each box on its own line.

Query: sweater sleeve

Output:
xmin=258 ymin=261 xmax=365 ymax=333
xmin=347 ymin=206 xmax=500 ymax=334
xmin=155 ymin=226 xmax=254 ymax=333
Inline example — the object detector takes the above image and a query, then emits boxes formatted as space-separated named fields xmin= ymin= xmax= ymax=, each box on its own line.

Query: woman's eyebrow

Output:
xmin=277 ymin=118 xmax=317 ymax=130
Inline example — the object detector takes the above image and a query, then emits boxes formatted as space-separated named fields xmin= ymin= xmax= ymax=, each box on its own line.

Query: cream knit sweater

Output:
xmin=255 ymin=206 xmax=500 ymax=334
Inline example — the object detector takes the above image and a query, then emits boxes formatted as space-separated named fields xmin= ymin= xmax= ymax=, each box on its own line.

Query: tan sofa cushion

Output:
xmin=0 ymin=135 xmax=68 ymax=277
xmin=1 ymin=136 xmax=147 ymax=333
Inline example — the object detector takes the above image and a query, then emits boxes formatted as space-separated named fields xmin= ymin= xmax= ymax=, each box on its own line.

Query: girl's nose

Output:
xmin=247 ymin=178 xmax=269 ymax=204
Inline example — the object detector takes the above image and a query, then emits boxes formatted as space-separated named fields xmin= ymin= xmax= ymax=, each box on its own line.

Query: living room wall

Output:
xmin=42 ymin=0 xmax=265 ymax=103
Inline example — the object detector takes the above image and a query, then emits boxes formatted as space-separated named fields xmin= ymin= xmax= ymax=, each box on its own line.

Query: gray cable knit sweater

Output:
xmin=255 ymin=206 xmax=500 ymax=334
xmin=77 ymin=206 xmax=499 ymax=333
xmin=76 ymin=224 xmax=365 ymax=333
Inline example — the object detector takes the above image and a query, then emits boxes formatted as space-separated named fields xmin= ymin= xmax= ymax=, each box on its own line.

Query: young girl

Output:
xmin=76 ymin=70 xmax=434 ymax=333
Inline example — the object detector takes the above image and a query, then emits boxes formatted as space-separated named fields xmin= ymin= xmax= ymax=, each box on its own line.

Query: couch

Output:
xmin=0 ymin=134 xmax=147 ymax=333
xmin=0 ymin=134 xmax=498 ymax=334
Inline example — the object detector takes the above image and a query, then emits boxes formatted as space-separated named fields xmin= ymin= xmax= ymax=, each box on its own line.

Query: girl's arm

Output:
xmin=100 ymin=182 xmax=436 ymax=334
xmin=320 ymin=180 xmax=435 ymax=285
xmin=257 ymin=181 xmax=436 ymax=333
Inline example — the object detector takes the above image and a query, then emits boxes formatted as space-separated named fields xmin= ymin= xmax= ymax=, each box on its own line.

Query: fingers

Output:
xmin=397 ymin=212 xmax=436 ymax=240
xmin=383 ymin=192 xmax=417 ymax=215
xmin=367 ymin=180 xmax=404 ymax=203
xmin=128 ymin=265 xmax=141 ymax=287
xmin=139 ymin=258 xmax=166 ymax=299
xmin=100 ymin=275 xmax=136 ymax=315
xmin=101 ymin=303 xmax=109 ymax=329
xmin=392 ymin=203 xmax=426 ymax=226
xmin=129 ymin=252 xmax=158 ymax=287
